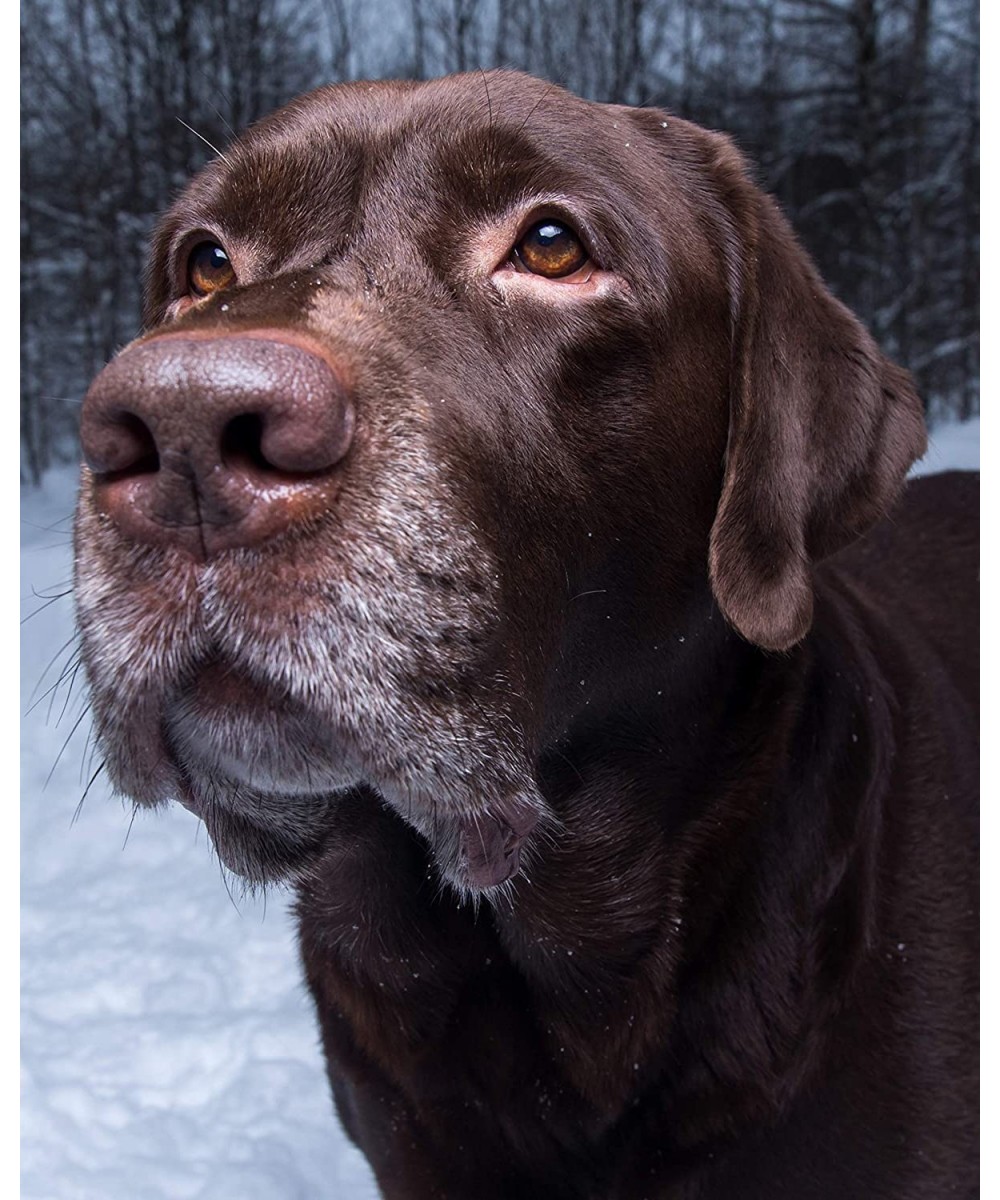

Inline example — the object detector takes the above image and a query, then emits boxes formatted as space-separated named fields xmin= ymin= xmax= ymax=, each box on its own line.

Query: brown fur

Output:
xmin=75 ymin=71 xmax=977 ymax=1198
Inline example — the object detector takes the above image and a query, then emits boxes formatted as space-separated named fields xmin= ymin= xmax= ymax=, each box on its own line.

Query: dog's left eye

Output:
xmin=512 ymin=220 xmax=590 ymax=280
xmin=187 ymin=241 xmax=236 ymax=297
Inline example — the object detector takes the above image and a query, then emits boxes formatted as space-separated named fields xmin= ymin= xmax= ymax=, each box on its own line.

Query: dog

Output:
xmin=75 ymin=70 xmax=978 ymax=1198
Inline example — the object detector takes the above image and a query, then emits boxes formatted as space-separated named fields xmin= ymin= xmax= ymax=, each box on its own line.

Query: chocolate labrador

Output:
xmin=74 ymin=71 xmax=978 ymax=1198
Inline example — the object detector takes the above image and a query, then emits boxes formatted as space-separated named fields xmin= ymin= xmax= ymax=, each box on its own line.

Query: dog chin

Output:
xmin=175 ymin=760 xmax=542 ymax=898
xmin=174 ymin=772 xmax=344 ymax=884
xmin=160 ymin=661 xmax=546 ymax=893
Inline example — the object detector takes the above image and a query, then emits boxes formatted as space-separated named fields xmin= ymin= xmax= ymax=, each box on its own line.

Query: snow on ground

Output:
xmin=21 ymin=419 xmax=979 ymax=1199
xmin=909 ymin=415 xmax=980 ymax=477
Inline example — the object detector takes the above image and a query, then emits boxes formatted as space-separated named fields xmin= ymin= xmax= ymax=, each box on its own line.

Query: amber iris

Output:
xmin=514 ymin=220 xmax=588 ymax=278
xmin=188 ymin=242 xmax=235 ymax=296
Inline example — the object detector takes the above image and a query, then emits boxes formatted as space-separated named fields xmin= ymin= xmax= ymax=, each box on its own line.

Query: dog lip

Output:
xmin=168 ymin=736 xmax=356 ymax=815
xmin=163 ymin=655 xmax=358 ymax=794
xmin=176 ymin=655 xmax=275 ymax=714
xmin=458 ymin=809 xmax=538 ymax=888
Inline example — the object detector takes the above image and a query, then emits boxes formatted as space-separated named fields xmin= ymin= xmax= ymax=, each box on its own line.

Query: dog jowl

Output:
xmin=75 ymin=71 xmax=976 ymax=1199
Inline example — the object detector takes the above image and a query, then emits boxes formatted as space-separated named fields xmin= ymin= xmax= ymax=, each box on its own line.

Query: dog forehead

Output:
xmin=173 ymin=72 xmax=657 ymax=241
xmin=258 ymin=70 xmax=602 ymax=153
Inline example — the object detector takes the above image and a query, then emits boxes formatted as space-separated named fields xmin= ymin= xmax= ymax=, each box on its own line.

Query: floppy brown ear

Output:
xmin=697 ymin=134 xmax=927 ymax=651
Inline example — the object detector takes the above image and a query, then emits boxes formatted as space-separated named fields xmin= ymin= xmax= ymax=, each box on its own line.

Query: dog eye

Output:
xmin=513 ymin=220 xmax=589 ymax=279
xmin=187 ymin=241 xmax=235 ymax=297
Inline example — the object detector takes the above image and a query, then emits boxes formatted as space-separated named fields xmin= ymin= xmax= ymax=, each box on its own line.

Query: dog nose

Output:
xmin=80 ymin=333 xmax=355 ymax=558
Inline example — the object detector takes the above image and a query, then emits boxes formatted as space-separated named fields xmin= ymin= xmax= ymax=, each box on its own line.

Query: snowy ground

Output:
xmin=21 ymin=419 xmax=979 ymax=1199
xmin=908 ymin=414 xmax=980 ymax=478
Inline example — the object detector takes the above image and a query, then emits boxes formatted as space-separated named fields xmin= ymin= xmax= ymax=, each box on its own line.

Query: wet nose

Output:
xmin=79 ymin=333 xmax=355 ymax=558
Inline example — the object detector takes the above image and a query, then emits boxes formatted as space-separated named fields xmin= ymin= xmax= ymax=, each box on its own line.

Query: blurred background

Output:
xmin=20 ymin=0 xmax=979 ymax=483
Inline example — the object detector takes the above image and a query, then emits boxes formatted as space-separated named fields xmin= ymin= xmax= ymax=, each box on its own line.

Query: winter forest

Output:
xmin=20 ymin=0 xmax=978 ymax=483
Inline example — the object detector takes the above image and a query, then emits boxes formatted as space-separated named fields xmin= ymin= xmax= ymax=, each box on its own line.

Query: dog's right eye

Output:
xmin=187 ymin=242 xmax=235 ymax=297
xmin=512 ymin=220 xmax=590 ymax=280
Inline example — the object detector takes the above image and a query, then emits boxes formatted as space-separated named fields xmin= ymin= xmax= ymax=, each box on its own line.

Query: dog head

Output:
xmin=75 ymin=71 xmax=925 ymax=894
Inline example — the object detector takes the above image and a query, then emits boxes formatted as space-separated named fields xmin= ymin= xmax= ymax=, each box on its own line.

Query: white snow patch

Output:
xmin=909 ymin=416 xmax=979 ymax=477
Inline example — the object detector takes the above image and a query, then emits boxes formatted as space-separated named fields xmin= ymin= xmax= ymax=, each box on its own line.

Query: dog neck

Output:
xmin=296 ymin=573 xmax=895 ymax=1150
xmin=493 ymin=575 xmax=894 ymax=1134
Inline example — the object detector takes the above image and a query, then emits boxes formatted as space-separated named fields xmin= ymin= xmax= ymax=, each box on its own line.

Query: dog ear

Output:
xmin=698 ymin=133 xmax=927 ymax=651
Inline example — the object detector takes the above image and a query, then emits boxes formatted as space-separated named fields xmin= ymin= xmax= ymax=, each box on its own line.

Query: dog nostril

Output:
xmin=89 ymin=411 xmax=160 ymax=478
xmin=220 ymin=414 xmax=271 ymax=473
